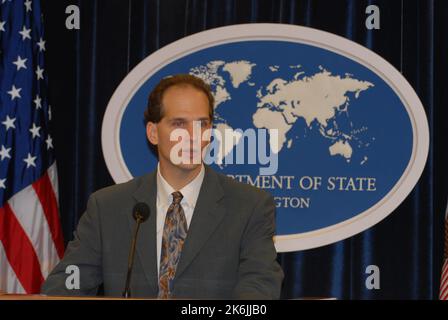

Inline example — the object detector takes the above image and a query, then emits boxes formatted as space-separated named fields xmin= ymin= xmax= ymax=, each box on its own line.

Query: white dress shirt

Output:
xmin=156 ymin=162 xmax=205 ymax=276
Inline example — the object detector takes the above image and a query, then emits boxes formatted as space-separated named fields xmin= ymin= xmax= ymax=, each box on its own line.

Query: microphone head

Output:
xmin=132 ymin=202 xmax=150 ymax=222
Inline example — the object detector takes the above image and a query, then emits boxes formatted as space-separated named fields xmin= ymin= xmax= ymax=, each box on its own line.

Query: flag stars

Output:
xmin=0 ymin=20 xmax=5 ymax=32
xmin=34 ymin=95 xmax=42 ymax=109
xmin=0 ymin=145 xmax=11 ymax=161
xmin=0 ymin=178 xmax=6 ymax=189
xmin=36 ymin=65 xmax=44 ymax=80
xmin=2 ymin=116 xmax=16 ymax=131
xmin=13 ymin=55 xmax=27 ymax=71
xmin=29 ymin=123 xmax=41 ymax=139
xmin=19 ymin=25 xmax=31 ymax=41
xmin=46 ymin=135 xmax=53 ymax=150
xmin=36 ymin=37 xmax=46 ymax=52
xmin=7 ymin=85 xmax=22 ymax=100
xmin=24 ymin=0 xmax=32 ymax=12
xmin=23 ymin=153 xmax=37 ymax=168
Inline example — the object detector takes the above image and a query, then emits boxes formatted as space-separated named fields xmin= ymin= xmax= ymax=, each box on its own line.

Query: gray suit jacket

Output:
xmin=41 ymin=165 xmax=284 ymax=299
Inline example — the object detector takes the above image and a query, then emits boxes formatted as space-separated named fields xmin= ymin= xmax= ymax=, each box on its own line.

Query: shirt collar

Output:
xmin=156 ymin=162 xmax=205 ymax=209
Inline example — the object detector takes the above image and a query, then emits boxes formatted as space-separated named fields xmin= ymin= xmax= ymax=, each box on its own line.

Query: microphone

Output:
xmin=122 ymin=202 xmax=150 ymax=298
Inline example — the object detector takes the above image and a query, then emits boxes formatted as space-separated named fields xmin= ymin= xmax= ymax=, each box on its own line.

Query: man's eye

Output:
xmin=201 ymin=120 xmax=210 ymax=127
xmin=173 ymin=121 xmax=185 ymax=127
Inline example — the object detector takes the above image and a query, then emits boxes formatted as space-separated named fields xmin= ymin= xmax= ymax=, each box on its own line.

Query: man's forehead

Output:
xmin=164 ymin=115 xmax=211 ymax=121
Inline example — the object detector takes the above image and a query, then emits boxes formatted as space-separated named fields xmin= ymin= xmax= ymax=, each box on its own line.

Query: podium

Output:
xmin=0 ymin=291 xmax=336 ymax=300
xmin=0 ymin=293 xmax=149 ymax=300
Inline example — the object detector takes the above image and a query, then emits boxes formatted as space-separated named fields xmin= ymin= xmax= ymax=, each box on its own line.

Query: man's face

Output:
xmin=146 ymin=84 xmax=212 ymax=171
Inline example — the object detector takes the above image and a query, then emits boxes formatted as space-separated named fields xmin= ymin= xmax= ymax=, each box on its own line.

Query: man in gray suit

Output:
xmin=41 ymin=74 xmax=284 ymax=299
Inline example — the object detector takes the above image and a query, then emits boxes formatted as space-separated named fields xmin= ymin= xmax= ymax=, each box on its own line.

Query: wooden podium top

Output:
xmin=0 ymin=291 xmax=336 ymax=300
xmin=0 ymin=293 xmax=150 ymax=300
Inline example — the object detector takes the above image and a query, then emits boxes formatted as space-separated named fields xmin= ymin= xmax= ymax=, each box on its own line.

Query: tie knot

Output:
xmin=171 ymin=191 xmax=183 ymax=205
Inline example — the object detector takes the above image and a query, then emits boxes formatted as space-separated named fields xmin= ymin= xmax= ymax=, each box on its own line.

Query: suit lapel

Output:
xmin=128 ymin=166 xmax=226 ymax=289
xmin=130 ymin=171 xmax=158 ymax=292
xmin=175 ymin=166 xmax=226 ymax=279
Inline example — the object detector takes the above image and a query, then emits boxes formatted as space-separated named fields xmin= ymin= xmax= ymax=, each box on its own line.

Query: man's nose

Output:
xmin=187 ymin=122 xmax=201 ymax=142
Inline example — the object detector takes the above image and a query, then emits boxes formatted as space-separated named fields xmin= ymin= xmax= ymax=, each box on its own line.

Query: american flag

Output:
xmin=0 ymin=0 xmax=64 ymax=294
xmin=440 ymin=203 xmax=448 ymax=300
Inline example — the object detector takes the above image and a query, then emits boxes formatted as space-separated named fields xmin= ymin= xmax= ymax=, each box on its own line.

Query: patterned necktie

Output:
xmin=158 ymin=191 xmax=188 ymax=298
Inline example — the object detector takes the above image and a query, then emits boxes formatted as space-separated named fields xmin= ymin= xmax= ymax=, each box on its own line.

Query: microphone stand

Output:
xmin=122 ymin=215 xmax=144 ymax=298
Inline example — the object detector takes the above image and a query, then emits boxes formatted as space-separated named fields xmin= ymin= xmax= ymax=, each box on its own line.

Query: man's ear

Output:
xmin=146 ymin=122 xmax=158 ymax=145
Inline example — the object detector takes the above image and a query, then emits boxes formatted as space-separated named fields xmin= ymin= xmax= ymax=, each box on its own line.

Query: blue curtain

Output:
xmin=41 ymin=0 xmax=448 ymax=299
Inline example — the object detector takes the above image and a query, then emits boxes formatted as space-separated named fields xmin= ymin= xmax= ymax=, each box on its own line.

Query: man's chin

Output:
xmin=173 ymin=161 xmax=203 ymax=171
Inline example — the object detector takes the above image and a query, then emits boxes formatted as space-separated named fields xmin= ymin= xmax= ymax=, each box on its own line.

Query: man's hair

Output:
xmin=144 ymin=74 xmax=215 ymax=124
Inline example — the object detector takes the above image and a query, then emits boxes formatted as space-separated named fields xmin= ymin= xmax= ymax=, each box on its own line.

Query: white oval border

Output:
xmin=102 ymin=23 xmax=429 ymax=252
